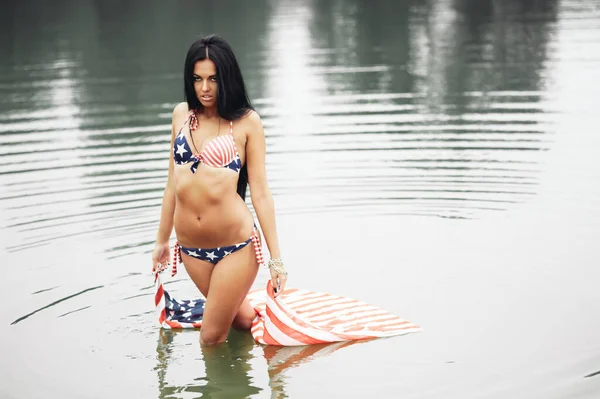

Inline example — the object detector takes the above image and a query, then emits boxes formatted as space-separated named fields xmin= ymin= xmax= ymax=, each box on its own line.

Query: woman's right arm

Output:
xmin=152 ymin=103 xmax=188 ymax=271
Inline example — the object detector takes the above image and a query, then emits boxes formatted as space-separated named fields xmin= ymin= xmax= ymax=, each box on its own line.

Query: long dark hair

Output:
xmin=183 ymin=35 xmax=253 ymax=200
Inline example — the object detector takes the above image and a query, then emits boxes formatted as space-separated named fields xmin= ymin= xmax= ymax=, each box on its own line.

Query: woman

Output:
xmin=151 ymin=35 xmax=287 ymax=346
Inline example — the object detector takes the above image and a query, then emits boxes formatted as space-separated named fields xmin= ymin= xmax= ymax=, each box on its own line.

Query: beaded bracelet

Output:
xmin=267 ymin=258 xmax=288 ymax=275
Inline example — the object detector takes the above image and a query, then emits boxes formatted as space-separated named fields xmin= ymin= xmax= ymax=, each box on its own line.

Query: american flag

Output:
xmin=155 ymin=270 xmax=421 ymax=345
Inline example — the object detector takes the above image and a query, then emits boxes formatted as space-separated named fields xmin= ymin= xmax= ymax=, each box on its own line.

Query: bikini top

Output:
xmin=173 ymin=113 xmax=242 ymax=174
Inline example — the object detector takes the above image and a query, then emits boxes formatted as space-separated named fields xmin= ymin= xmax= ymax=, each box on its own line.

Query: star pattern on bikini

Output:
xmin=227 ymin=158 xmax=242 ymax=173
xmin=177 ymin=131 xmax=185 ymax=141
xmin=176 ymin=144 xmax=188 ymax=157
xmin=180 ymin=241 xmax=251 ymax=263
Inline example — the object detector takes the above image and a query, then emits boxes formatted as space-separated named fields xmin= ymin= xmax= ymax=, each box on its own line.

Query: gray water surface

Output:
xmin=1 ymin=1 xmax=600 ymax=398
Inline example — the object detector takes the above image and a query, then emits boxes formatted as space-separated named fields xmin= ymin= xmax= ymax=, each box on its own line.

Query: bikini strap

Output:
xmin=189 ymin=111 xmax=199 ymax=131
xmin=176 ymin=113 xmax=193 ymax=134
xmin=172 ymin=242 xmax=182 ymax=277
xmin=251 ymin=226 xmax=264 ymax=267
xmin=228 ymin=120 xmax=241 ymax=159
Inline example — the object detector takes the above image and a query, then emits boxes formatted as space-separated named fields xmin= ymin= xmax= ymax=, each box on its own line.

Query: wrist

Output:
xmin=267 ymin=258 xmax=287 ymax=275
xmin=268 ymin=250 xmax=281 ymax=259
xmin=155 ymin=239 xmax=169 ymax=246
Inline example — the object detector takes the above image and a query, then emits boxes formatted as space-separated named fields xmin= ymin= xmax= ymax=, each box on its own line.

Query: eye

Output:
xmin=210 ymin=77 xmax=218 ymax=82
xmin=193 ymin=76 xmax=202 ymax=82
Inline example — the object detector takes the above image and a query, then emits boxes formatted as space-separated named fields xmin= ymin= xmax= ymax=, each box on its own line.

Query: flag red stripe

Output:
xmin=265 ymin=306 xmax=324 ymax=345
xmin=155 ymin=284 xmax=164 ymax=306
xmin=261 ymin=326 xmax=282 ymax=346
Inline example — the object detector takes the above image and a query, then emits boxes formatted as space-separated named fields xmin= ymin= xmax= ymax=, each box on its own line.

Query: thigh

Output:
xmin=201 ymin=243 xmax=260 ymax=335
xmin=181 ymin=254 xmax=214 ymax=298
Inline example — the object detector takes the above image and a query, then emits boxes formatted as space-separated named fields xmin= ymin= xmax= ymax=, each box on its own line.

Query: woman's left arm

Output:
xmin=245 ymin=111 xmax=287 ymax=296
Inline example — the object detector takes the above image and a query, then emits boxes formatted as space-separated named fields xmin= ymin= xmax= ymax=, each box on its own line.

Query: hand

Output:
xmin=152 ymin=242 xmax=170 ymax=274
xmin=268 ymin=258 xmax=288 ymax=297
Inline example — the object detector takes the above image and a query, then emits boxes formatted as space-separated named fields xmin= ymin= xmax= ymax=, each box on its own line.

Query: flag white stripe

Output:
xmin=284 ymin=292 xmax=330 ymax=306
xmin=266 ymin=296 xmax=347 ymax=343
xmin=292 ymin=297 xmax=352 ymax=312
xmin=263 ymin=310 xmax=305 ymax=346
xmin=313 ymin=311 xmax=391 ymax=327
xmin=303 ymin=303 xmax=374 ymax=321
xmin=328 ymin=316 xmax=401 ymax=331
xmin=307 ymin=304 xmax=380 ymax=322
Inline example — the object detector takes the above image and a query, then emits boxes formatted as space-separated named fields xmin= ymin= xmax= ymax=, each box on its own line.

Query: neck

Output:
xmin=199 ymin=106 xmax=219 ymax=119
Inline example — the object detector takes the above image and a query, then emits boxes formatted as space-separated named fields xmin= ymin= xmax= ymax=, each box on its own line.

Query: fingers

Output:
xmin=270 ymin=274 xmax=278 ymax=295
xmin=151 ymin=253 xmax=158 ymax=273
xmin=270 ymin=270 xmax=288 ymax=298
xmin=152 ymin=243 xmax=170 ymax=274
xmin=152 ymin=259 xmax=169 ymax=274
xmin=277 ymin=274 xmax=288 ymax=295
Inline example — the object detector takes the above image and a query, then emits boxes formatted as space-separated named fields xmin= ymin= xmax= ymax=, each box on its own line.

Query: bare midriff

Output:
xmin=173 ymin=163 xmax=254 ymax=248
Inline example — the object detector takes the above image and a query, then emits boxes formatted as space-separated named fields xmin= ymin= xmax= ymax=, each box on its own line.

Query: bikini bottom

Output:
xmin=170 ymin=224 xmax=263 ymax=276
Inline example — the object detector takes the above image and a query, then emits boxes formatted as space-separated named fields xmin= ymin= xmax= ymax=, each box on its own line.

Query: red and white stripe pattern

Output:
xmin=154 ymin=270 xmax=204 ymax=329
xmin=251 ymin=232 xmax=264 ymax=267
xmin=171 ymin=242 xmax=181 ymax=277
xmin=196 ymin=121 xmax=238 ymax=168
xmin=248 ymin=282 xmax=421 ymax=346
xmin=262 ymin=340 xmax=360 ymax=387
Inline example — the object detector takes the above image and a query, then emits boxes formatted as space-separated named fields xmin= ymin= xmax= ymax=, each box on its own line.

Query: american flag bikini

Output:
xmin=169 ymin=226 xmax=264 ymax=277
xmin=173 ymin=113 xmax=242 ymax=174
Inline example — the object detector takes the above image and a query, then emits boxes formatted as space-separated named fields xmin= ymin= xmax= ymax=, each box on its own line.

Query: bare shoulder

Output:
xmin=171 ymin=102 xmax=189 ymax=136
xmin=239 ymin=109 xmax=264 ymax=134
xmin=243 ymin=109 xmax=262 ymax=124
xmin=173 ymin=102 xmax=189 ymax=119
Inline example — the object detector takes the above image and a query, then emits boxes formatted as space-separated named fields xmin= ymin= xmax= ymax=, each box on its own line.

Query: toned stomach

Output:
xmin=173 ymin=165 xmax=254 ymax=248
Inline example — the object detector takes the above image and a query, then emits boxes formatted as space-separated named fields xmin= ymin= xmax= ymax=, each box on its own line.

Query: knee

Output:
xmin=200 ymin=328 xmax=228 ymax=346
xmin=231 ymin=314 xmax=254 ymax=331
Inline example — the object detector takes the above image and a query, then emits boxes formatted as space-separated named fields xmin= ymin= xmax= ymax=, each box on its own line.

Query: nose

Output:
xmin=201 ymin=80 xmax=209 ymax=92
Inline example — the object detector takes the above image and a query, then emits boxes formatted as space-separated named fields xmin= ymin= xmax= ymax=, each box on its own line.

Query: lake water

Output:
xmin=1 ymin=0 xmax=600 ymax=398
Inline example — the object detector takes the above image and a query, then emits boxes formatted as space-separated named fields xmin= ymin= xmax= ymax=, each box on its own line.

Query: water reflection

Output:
xmin=261 ymin=0 xmax=559 ymax=220
xmin=155 ymin=328 xmax=368 ymax=399
xmin=263 ymin=340 xmax=364 ymax=398
xmin=156 ymin=329 xmax=262 ymax=398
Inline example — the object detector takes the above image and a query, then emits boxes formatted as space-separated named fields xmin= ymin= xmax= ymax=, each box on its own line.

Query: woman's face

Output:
xmin=193 ymin=59 xmax=218 ymax=107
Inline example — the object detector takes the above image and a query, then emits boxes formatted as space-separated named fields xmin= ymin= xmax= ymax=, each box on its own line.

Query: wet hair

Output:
xmin=183 ymin=35 xmax=253 ymax=200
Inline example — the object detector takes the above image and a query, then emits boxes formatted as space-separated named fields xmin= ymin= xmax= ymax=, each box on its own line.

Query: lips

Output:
xmin=201 ymin=95 xmax=213 ymax=101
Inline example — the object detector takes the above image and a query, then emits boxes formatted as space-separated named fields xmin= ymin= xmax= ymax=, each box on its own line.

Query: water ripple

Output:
xmin=0 ymin=88 xmax=552 ymax=252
